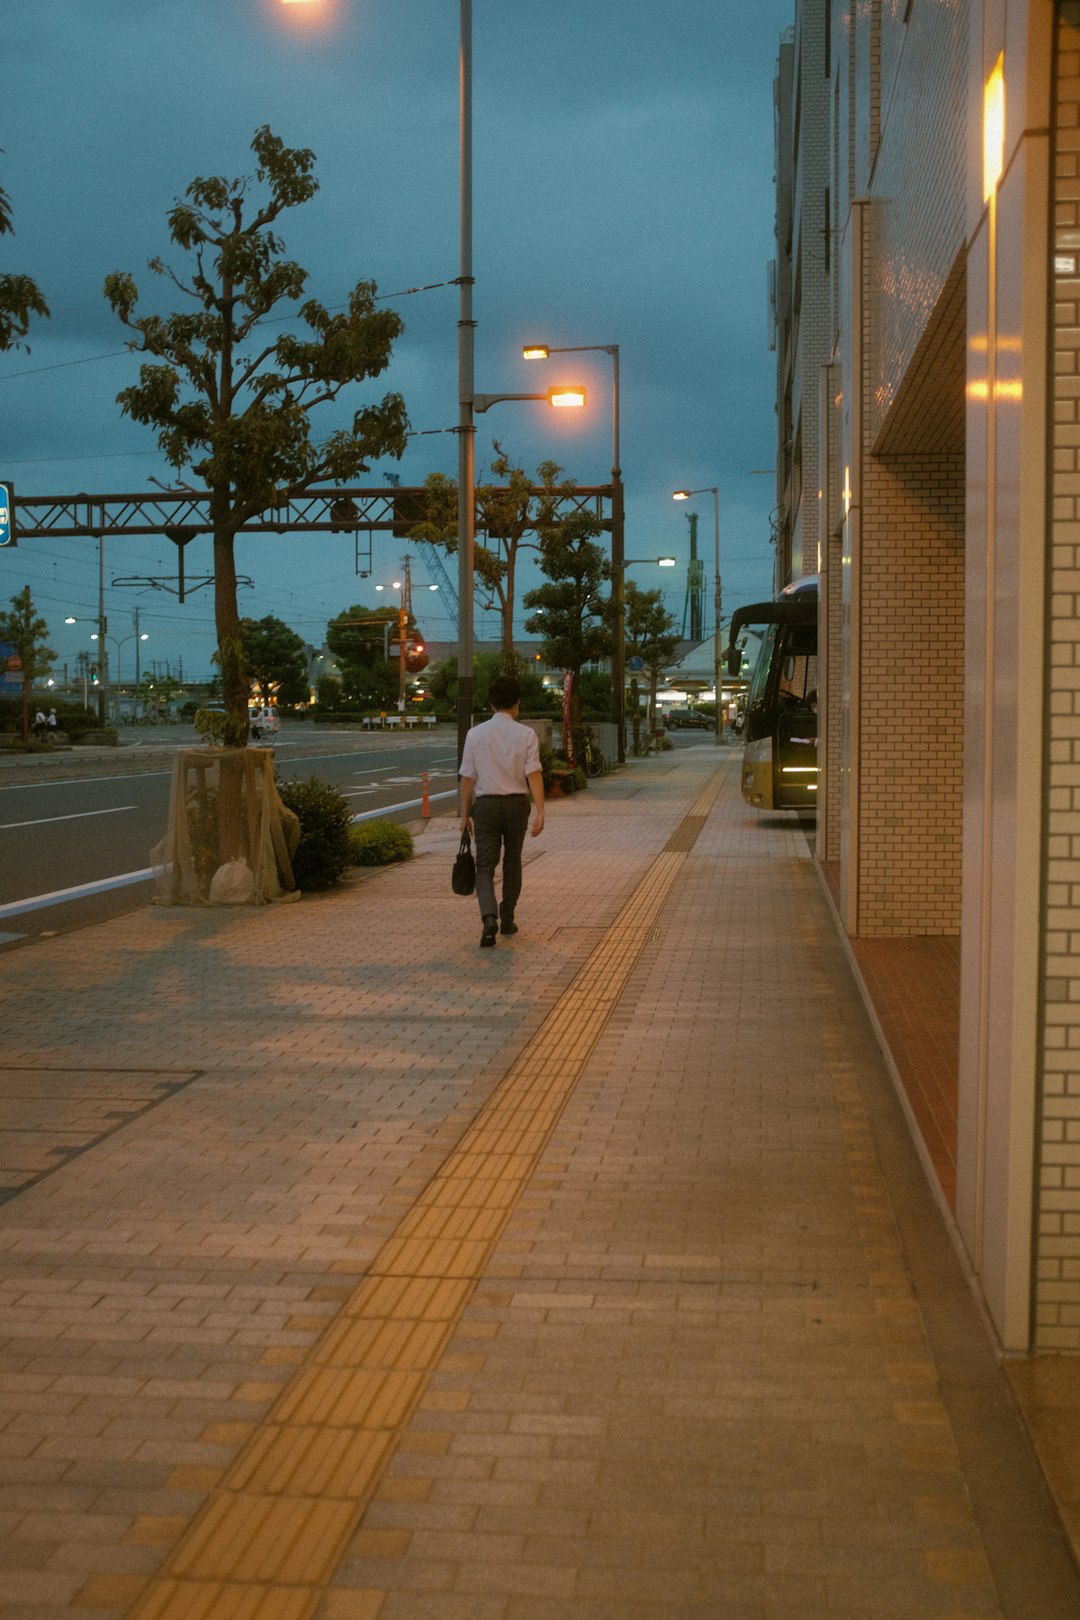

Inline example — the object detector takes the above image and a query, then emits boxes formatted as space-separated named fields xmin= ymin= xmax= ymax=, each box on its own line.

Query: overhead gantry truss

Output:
xmin=10 ymin=485 xmax=615 ymax=541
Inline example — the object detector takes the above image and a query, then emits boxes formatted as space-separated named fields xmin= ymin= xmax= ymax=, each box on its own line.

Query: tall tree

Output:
xmin=523 ymin=514 xmax=612 ymax=738
xmin=324 ymin=602 xmax=419 ymax=711
xmin=242 ymin=614 xmax=308 ymax=706
xmin=624 ymin=580 xmax=679 ymax=751
xmin=105 ymin=125 xmax=409 ymax=744
xmin=0 ymin=163 xmax=49 ymax=352
xmin=0 ymin=586 xmax=55 ymax=739
xmin=325 ymin=603 xmax=405 ymax=669
xmin=409 ymin=446 xmax=580 ymax=670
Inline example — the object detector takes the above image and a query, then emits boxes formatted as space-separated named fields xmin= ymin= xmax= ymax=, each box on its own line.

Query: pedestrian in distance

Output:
xmin=47 ymin=708 xmax=57 ymax=730
xmin=459 ymin=673 xmax=545 ymax=948
xmin=32 ymin=709 xmax=47 ymax=738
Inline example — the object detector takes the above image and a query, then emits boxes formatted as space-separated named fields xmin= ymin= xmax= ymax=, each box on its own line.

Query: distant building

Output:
xmin=773 ymin=1 xmax=1080 ymax=1354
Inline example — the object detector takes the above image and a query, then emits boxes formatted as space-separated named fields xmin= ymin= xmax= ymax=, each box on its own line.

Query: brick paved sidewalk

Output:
xmin=0 ymin=748 xmax=1077 ymax=1619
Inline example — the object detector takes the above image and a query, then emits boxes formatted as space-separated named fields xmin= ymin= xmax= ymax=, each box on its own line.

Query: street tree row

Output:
xmin=3 ymin=130 xmax=678 ymax=743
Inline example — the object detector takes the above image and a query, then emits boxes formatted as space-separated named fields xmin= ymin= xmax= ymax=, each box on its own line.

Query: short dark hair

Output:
xmin=488 ymin=674 xmax=521 ymax=711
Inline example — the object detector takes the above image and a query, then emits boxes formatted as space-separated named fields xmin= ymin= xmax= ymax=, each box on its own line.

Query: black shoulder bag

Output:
xmin=451 ymin=830 xmax=476 ymax=895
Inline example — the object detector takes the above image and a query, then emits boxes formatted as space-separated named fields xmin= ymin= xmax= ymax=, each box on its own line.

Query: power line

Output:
xmin=0 ymin=278 xmax=456 ymax=386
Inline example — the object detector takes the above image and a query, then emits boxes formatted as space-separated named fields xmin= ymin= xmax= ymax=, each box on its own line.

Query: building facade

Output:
xmin=774 ymin=0 xmax=1080 ymax=1354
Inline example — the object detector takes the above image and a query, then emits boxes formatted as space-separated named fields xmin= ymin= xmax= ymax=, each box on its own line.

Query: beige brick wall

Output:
xmin=1039 ymin=0 xmax=1080 ymax=1350
xmin=855 ymin=452 xmax=965 ymax=935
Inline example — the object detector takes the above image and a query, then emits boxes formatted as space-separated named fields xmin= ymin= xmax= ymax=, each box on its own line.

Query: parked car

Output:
xmin=664 ymin=707 xmax=711 ymax=730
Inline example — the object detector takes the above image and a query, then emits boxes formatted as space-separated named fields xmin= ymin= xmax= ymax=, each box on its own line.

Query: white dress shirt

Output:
xmin=459 ymin=711 xmax=541 ymax=796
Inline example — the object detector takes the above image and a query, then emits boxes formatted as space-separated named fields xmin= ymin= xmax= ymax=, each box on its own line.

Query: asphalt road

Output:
xmin=0 ymin=722 xmax=717 ymax=951
xmin=0 ymin=724 xmax=459 ymax=948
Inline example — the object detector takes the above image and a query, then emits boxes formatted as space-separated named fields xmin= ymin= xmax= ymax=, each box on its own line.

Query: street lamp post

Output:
xmin=279 ymin=0 xmax=476 ymax=756
xmin=95 ymin=529 xmax=107 ymax=726
xmin=90 ymin=629 xmax=150 ymax=705
xmin=457 ymin=0 xmax=475 ymax=765
xmin=673 ymin=487 xmax=722 ymax=745
xmin=524 ymin=342 xmax=623 ymax=760
xmin=280 ymin=2 xmax=563 ymax=768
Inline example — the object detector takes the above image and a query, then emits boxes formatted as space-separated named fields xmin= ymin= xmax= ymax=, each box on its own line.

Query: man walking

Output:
xmin=459 ymin=674 xmax=545 ymax=947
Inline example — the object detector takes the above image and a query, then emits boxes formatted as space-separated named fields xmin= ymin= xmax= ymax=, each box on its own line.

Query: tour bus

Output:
xmin=726 ymin=575 xmax=818 ymax=811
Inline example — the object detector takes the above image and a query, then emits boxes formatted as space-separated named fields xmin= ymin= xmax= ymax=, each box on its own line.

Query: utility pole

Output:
xmin=397 ymin=558 xmax=412 ymax=711
xmin=96 ymin=526 xmax=108 ymax=726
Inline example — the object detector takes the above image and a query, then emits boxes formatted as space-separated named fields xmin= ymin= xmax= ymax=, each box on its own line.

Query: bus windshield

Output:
xmin=777 ymin=627 xmax=817 ymax=706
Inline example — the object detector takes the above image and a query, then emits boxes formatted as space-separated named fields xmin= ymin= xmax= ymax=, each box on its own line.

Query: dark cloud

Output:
xmin=1 ymin=0 xmax=791 ymax=676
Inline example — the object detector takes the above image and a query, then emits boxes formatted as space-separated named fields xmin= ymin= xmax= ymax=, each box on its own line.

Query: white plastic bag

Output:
xmin=208 ymin=858 xmax=256 ymax=905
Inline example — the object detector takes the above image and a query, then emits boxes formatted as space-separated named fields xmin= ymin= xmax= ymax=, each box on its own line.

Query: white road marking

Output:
xmin=0 ymin=805 xmax=137 ymax=831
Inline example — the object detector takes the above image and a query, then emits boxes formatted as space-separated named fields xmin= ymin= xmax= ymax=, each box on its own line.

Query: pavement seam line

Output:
xmin=116 ymin=764 xmax=726 ymax=1620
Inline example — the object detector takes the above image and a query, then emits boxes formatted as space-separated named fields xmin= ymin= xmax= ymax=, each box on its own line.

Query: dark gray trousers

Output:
xmin=472 ymin=795 xmax=531 ymax=920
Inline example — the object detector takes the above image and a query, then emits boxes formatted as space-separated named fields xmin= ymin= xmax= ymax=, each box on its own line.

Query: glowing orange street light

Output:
xmin=471 ymin=388 xmax=586 ymax=413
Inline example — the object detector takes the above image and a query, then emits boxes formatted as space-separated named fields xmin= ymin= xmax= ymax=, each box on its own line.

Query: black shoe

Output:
xmin=499 ymin=914 xmax=518 ymax=935
xmin=480 ymin=916 xmax=498 ymax=948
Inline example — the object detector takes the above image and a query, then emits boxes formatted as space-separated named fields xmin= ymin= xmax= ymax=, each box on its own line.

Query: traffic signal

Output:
xmin=405 ymin=638 xmax=428 ymax=674
xmin=392 ymin=489 xmax=427 ymax=538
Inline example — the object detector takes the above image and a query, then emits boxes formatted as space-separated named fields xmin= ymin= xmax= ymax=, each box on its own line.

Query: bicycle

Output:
xmin=579 ymin=730 xmax=606 ymax=778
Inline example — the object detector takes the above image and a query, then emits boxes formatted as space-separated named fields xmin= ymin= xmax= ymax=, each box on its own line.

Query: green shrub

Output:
xmin=277 ymin=775 xmax=353 ymax=891
xmin=539 ymin=745 xmax=565 ymax=790
xmin=571 ymin=766 xmax=587 ymax=791
xmin=348 ymin=819 xmax=414 ymax=867
xmin=194 ymin=706 xmax=248 ymax=748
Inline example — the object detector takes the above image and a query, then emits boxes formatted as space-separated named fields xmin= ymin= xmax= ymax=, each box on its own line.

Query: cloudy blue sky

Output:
xmin=3 ymin=0 xmax=793 ymax=684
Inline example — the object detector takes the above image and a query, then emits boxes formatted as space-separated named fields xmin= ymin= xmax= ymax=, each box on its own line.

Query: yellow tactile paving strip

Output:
xmin=116 ymin=773 xmax=725 ymax=1620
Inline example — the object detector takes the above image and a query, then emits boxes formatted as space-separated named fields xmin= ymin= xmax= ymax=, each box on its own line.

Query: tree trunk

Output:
xmin=213 ymin=519 xmax=246 ymax=722
xmin=212 ymin=513 xmax=247 ymax=861
xmin=501 ymin=548 xmax=517 ymax=666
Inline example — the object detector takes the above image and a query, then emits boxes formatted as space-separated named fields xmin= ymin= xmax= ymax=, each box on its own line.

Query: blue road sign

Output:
xmin=0 ymin=483 xmax=12 ymax=546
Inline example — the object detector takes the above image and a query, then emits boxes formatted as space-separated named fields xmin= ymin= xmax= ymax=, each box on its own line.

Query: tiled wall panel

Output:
xmin=1040 ymin=1 xmax=1080 ymax=1349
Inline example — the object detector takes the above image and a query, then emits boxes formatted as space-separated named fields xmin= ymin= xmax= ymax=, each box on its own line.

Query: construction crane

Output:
xmin=417 ymin=543 xmax=459 ymax=620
